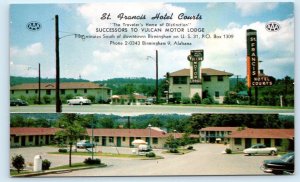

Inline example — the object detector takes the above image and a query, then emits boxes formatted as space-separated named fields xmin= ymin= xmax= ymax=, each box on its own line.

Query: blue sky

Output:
xmin=10 ymin=2 xmax=294 ymax=81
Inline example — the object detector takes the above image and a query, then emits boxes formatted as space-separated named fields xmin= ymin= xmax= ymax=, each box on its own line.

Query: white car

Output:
xmin=67 ymin=96 xmax=91 ymax=105
xmin=243 ymin=144 xmax=277 ymax=156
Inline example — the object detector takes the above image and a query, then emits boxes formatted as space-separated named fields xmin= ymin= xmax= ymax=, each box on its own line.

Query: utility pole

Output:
xmin=55 ymin=15 xmax=61 ymax=112
xmin=155 ymin=50 xmax=158 ymax=104
xmin=38 ymin=63 xmax=41 ymax=104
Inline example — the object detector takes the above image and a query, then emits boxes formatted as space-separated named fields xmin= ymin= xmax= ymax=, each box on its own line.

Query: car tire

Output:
xmin=272 ymin=170 xmax=283 ymax=175
xmin=80 ymin=102 xmax=83 ymax=105
xmin=270 ymin=150 xmax=276 ymax=156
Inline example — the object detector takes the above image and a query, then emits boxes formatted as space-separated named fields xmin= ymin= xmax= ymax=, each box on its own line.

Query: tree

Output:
xmin=165 ymin=135 xmax=179 ymax=150
xmin=55 ymin=114 xmax=86 ymax=167
xmin=11 ymin=155 xmax=25 ymax=173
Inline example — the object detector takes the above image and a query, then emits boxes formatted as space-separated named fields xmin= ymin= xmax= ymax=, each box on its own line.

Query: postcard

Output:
xmin=9 ymin=2 xmax=294 ymax=177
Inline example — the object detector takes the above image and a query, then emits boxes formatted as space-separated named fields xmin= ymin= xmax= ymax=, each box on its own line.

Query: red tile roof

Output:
xmin=86 ymin=128 xmax=167 ymax=138
xmin=11 ymin=82 xmax=110 ymax=90
xmin=169 ymin=68 xmax=233 ymax=77
xmin=227 ymin=128 xmax=294 ymax=139
xmin=10 ymin=127 xmax=61 ymax=136
xmin=169 ymin=133 xmax=199 ymax=139
xmin=199 ymin=127 xmax=241 ymax=132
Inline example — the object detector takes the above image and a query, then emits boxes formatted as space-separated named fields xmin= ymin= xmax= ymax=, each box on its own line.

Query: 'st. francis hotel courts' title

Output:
xmin=101 ymin=13 xmax=202 ymax=21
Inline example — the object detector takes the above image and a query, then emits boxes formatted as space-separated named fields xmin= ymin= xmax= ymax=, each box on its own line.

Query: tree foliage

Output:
xmin=11 ymin=155 xmax=25 ymax=173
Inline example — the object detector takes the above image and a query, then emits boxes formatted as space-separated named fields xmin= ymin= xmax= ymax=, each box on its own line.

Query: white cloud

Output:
xmin=236 ymin=2 xmax=278 ymax=16
xmin=202 ymin=18 xmax=294 ymax=78
xmin=10 ymin=42 xmax=44 ymax=58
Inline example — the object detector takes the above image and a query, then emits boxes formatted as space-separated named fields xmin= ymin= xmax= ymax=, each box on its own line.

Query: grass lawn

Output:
xmin=162 ymin=148 xmax=195 ymax=155
xmin=10 ymin=162 xmax=106 ymax=177
xmin=48 ymin=152 xmax=163 ymax=159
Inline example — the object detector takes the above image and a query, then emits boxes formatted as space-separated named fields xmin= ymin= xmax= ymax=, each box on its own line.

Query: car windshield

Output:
xmin=280 ymin=153 xmax=294 ymax=162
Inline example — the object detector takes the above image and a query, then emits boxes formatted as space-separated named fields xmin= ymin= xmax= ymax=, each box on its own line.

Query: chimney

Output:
xmin=259 ymin=69 xmax=264 ymax=74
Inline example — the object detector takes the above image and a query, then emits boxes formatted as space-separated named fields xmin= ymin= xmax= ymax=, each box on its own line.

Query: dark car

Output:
xmin=261 ymin=152 xmax=294 ymax=175
xmin=10 ymin=99 xmax=28 ymax=106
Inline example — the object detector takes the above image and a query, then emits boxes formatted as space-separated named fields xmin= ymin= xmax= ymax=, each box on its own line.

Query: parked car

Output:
xmin=243 ymin=144 xmax=277 ymax=156
xmin=67 ymin=96 xmax=91 ymax=105
xmin=138 ymin=144 xmax=152 ymax=152
xmin=145 ymin=98 xmax=156 ymax=105
xmin=10 ymin=99 xmax=28 ymax=106
xmin=261 ymin=152 xmax=294 ymax=175
xmin=76 ymin=140 xmax=95 ymax=149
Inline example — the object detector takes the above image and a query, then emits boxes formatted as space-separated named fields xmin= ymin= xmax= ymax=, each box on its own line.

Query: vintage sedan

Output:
xmin=243 ymin=144 xmax=277 ymax=156
xmin=67 ymin=96 xmax=91 ymax=105
xmin=76 ymin=140 xmax=95 ymax=149
xmin=261 ymin=152 xmax=294 ymax=175
xmin=10 ymin=99 xmax=28 ymax=106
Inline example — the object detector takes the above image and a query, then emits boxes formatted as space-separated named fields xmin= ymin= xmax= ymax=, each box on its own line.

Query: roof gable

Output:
xmin=169 ymin=68 xmax=233 ymax=77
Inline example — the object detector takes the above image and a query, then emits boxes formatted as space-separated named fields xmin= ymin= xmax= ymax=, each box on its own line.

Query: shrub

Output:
xmin=43 ymin=95 xmax=51 ymax=104
xmin=11 ymin=154 xmax=25 ymax=173
xmin=202 ymin=98 xmax=214 ymax=104
xmin=58 ymin=148 xmax=68 ymax=153
xmin=225 ymin=148 xmax=232 ymax=154
xmin=169 ymin=148 xmax=179 ymax=153
xmin=181 ymin=97 xmax=191 ymax=104
xmin=191 ymin=93 xmax=201 ymax=104
xmin=87 ymin=95 xmax=96 ymax=103
xmin=42 ymin=159 xmax=51 ymax=170
xmin=146 ymin=152 xmax=156 ymax=158
xmin=187 ymin=146 xmax=193 ymax=150
xmin=83 ymin=157 xmax=101 ymax=165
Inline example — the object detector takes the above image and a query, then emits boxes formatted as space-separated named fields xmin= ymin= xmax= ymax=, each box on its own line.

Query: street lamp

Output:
xmin=148 ymin=124 xmax=152 ymax=148
xmin=147 ymin=50 xmax=158 ymax=104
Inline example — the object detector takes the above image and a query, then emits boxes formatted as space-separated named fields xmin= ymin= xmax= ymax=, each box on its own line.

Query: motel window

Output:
xmin=95 ymin=136 xmax=99 ymax=142
xmin=61 ymin=89 xmax=65 ymax=95
xmin=29 ymin=136 xmax=33 ymax=142
xmin=46 ymin=90 xmax=51 ymax=95
xmin=215 ymin=91 xmax=220 ymax=98
xmin=107 ymin=89 xmax=111 ymax=95
xmin=217 ymin=76 xmax=224 ymax=81
xmin=152 ymin=138 xmax=158 ymax=144
xmin=136 ymin=137 xmax=141 ymax=139
xmin=234 ymin=138 xmax=242 ymax=145
xmin=109 ymin=137 xmax=114 ymax=143
xmin=203 ymin=76 xmax=211 ymax=81
xmin=26 ymin=90 xmax=29 ymax=94
xmin=84 ymin=89 xmax=87 ymax=93
xmin=35 ymin=90 xmax=38 ymax=94
xmin=257 ymin=138 xmax=261 ymax=144
xmin=11 ymin=90 xmax=14 ymax=94
xmin=74 ymin=89 xmax=77 ymax=94
xmin=173 ymin=76 xmax=187 ymax=84
xmin=275 ymin=139 xmax=282 ymax=146
xmin=14 ymin=136 xmax=19 ymax=143
xmin=123 ymin=137 xmax=126 ymax=142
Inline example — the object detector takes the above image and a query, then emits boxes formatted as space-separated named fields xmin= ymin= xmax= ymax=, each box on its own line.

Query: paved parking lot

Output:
xmin=10 ymin=143 xmax=278 ymax=176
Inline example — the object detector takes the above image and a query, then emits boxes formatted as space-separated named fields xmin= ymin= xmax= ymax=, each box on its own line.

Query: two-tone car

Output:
xmin=243 ymin=144 xmax=277 ymax=156
xmin=261 ymin=152 xmax=294 ymax=175
xmin=67 ymin=96 xmax=91 ymax=105
xmin=76 ymin=140 xmax=95 ymax=149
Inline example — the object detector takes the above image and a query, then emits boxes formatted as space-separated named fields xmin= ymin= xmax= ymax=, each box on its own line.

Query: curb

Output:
xmin=12 ymin=164 xmax=107 ymax=177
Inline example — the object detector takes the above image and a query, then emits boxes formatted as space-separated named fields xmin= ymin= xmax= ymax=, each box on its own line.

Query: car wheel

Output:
xmin=270 ymin=150 xmax=276 ymax=156
xmin=80 ymin=102 xmax=83 ymax=105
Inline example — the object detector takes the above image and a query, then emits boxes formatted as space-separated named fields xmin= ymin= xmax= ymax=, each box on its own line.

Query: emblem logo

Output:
xmin=26 ymin=21 xmax=42 ymax=31
xmin=265 ymin=22 xmax=280 ymax=32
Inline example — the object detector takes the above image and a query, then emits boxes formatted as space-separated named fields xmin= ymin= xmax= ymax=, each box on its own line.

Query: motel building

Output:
xmin=10 ymin=127 xmax=61 ymax=147
xmin=199 ymin=127 xmax=241 ymax=143
xmin=10 ymin=127 xmax=198 ymax=149
xmin=10 ymin=82 xmax=112 ymax=103
xmin=226 ymin=128 xmax=294 ymax=152
xmin=167 ymin=50 xmax=233 ymax=104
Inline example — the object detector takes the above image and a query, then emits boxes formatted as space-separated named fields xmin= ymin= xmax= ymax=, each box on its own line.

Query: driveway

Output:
xmin=10 ymin=143 xmax=279 ymax=176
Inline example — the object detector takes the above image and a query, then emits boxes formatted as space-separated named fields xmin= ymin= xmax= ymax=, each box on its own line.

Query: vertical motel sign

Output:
xmin=188 ymin=49 xmax=203 ymax=84
xmin=246 ymin=29 xmax=258 ymax=88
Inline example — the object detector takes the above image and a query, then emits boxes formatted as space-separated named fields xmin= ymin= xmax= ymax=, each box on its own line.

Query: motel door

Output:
xmin=21 ymin=136 xmax=26 ymax=146
xmin=117 ymin=137 xmax=121 ymax=147
xmin=35 ymin=136 xmax=39 ymax=145
xmin=130 ymin=137 xmax=134 ymax=147
xmin=102 ymin=136 xmax=106 ymax=146
xmin=245 ymin=138 xmax=252 ymax=149
xmin=45 ymin=135 xmax=49 ymax=145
